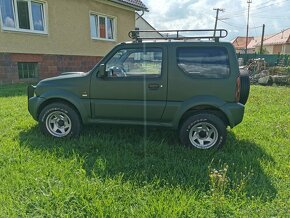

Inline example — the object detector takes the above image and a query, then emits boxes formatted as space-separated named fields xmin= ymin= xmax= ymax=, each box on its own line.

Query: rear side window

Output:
xmin=177 ymin=47 xmax=230 ymax=79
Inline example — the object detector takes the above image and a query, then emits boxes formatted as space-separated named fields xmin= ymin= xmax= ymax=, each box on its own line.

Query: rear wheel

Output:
xmin=39 ymin=103 xmax=81 ymax=138
xmin=179 ymin=113 xmax=227 ymax=149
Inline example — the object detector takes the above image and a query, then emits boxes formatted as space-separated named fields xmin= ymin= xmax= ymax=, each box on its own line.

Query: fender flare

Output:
xmin=38 ymin=89 xmax=91 ymax=123
xmin=172 ymin=95 xmax=229 ymax=128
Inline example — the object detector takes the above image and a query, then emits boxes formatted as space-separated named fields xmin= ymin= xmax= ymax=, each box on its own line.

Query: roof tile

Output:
xmin=112 ymin=0 xmax=148 ymax=11
xmin=232 ymin=37 xmax=253 ymax=49
xmin=263 ymin=28 xmax=290 ymax=45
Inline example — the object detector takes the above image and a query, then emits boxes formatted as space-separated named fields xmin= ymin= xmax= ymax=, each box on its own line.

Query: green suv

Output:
xmin=28 ymin=29 xmax=250 ymax=149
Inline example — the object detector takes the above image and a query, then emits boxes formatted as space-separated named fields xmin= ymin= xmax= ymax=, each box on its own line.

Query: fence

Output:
xmin=237 ymin=53 xmax=290 ymax=67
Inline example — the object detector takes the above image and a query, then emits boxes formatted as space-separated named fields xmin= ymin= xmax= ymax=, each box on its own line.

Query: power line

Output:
xmin=222 ymin=0 xmax=289 ymax=16
xmin=220 ymin=7 xmax=290 ymax=20
xmin=253 ymin=0 xmax=289 ymax=10
xmin=251 ymin=15 xmax=257 ymax=36
xmin=250 ymin=25 xmax=263 ymax=29
xmin=219 ymin=20 xmax=243 ymax=28
xmin=252 ymin=15 xmax=290 ymax=19
xmin=219 ymin=19 xmax=263 ymax=30
xmin=220 ymin=0 xmax=290 ymax=19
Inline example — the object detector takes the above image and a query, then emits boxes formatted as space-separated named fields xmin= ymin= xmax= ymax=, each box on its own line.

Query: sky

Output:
xmin=141 ymin=0 xmax=290 ymax=41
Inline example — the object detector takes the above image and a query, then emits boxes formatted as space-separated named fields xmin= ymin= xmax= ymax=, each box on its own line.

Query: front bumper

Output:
xmin=27 ymin=85 xmax=45 ymax=121
xmin=27 ymin=85 xmax=36 ymax=100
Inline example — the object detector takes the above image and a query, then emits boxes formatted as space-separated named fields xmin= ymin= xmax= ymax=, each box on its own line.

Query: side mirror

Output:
xmin=98 ymin=64 xmax=106 ymax=78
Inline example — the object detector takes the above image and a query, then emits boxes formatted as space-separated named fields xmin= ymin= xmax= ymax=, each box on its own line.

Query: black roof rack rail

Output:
xmin=128 ymin=29 xmax=228 ymax=43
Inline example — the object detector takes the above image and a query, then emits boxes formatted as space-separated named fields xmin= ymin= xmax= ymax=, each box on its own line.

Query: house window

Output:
xmin=0 ymin=0 xmax=46 ymax=33
xmin=90 ymin=13 xmax=115 ymax=40
xmin=18 ymin=62 xmax=38 ymax=79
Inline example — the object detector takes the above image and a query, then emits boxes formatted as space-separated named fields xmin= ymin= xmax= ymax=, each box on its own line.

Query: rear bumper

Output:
xmin=221 ymin=102 xmax=245 ymax=128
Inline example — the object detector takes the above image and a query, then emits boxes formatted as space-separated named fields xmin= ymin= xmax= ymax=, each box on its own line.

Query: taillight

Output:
xmin=235 ymin=76 xmax=241 ymax=102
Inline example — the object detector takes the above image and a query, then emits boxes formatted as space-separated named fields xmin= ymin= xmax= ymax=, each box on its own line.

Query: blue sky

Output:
xmin=141 ymin=0 xmax=290 ymax=41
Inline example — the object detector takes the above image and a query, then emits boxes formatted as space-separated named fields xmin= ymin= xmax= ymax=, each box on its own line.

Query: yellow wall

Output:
xmin=0 ymin=0 xmax=135 ymax=56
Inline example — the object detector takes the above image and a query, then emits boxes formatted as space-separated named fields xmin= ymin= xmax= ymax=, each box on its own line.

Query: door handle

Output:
xmin=148 ymin=83 xmax=161 ymax=90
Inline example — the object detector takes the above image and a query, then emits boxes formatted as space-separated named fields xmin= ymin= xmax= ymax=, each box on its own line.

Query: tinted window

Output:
xmin=177 ymin=47 xmax=230 ymax=79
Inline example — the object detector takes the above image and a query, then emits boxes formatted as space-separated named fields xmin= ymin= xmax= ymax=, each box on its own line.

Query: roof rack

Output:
xmin=128 ymin=29 xmax=228 ymax=43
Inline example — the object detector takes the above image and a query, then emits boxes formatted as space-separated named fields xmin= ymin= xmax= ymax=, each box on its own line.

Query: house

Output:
xmin=260 ymin=28 xmax=290 ymax=54
xmin=231 ymin=37 xmax=254 ymax=54
xmin=247 ymin=35 xmax=272 ymax=53
xmin=135 ymin=12 xmax=163 ymax=39
xmin=0 ymin=0 xmax=148 ymax=84
xmin=247 ymin=36 xmax=263 ymax=53
xmin=231 ymin=28 xmax=290 ymax=54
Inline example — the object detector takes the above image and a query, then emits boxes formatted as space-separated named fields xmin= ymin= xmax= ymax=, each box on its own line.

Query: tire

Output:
xmin=39 ymin=103 xmax=81 ymax=138
xmin=179 ymin=113 xmax=227 ymax=149
xmin=239 ymin=72 xmax=250 ymax=105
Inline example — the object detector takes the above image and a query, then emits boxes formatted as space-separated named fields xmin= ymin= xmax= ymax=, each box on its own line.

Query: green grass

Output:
xmin=0 ymin=84 xmax=289 ymax=217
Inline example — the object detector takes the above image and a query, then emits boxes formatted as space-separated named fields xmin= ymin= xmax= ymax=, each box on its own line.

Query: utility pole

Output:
xmin=260 ymin=24 xmax=265 ymax=54
xmin=245 ymin=0 xmax=252 ymax=55
xmin=213 ymin=8 xmax=224 ymax=38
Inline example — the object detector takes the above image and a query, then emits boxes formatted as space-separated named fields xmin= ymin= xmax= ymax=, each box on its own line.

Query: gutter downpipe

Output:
xmin=136 ymin=10 xmax=145 ymax=20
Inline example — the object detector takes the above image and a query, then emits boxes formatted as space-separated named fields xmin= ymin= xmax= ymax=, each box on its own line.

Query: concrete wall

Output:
xmin=0 ymin=0 xmax=135 ymax=57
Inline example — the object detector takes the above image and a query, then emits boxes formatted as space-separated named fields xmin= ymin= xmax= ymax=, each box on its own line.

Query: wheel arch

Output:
xmin=177 ymin=105 xmax=230 ymax=129
xmin=171 ymin=96 xmax=231 ymax=129
xmin=37 ymin=98 xmax=83 ymax=123
xmin=35 ymin=88 xmax=91 ymax=124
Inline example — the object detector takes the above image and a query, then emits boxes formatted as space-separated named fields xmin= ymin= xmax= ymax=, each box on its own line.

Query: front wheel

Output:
xmin=39 ymin=103 xmax=81 ymax=138
xmin=179 ymin=113 xmax=227 ymax=149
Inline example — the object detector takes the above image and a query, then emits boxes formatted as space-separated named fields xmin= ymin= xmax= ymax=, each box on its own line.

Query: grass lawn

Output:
xmin=0 ymin=84 xmax=289 ymax=217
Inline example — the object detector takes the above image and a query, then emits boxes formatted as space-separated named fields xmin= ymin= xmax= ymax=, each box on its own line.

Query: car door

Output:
xmin=90 ymin=44 xmax=167 ymax=122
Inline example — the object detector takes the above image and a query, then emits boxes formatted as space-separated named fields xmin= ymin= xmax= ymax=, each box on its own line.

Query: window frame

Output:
xmin=0 ymin=0 xmax=47 ymax=34
xmin=176 ymin=46 xmax=231 ymax=79
xmin=89 ymin=11 xmax=116 ymax=41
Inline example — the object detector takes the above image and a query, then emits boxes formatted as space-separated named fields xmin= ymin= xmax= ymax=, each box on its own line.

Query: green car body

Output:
xmin=28 ymin=41 xmax=249 ymax=149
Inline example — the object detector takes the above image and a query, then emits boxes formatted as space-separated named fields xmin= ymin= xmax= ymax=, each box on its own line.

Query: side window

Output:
xmin=106 ymin=48 xmax=162 ymax=78
xmin=177 ymin=47 xmax=230 ymax=79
